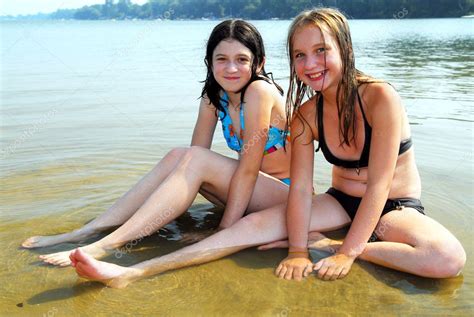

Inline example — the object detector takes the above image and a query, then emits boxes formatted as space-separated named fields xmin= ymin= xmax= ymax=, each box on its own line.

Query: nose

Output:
xmin=226 ymin=61 xmax=238 ymax=72
xmin=304 ymin=55 xmax=319 ymax=70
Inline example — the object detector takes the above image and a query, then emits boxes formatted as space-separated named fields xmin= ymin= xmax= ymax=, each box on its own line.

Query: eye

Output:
xmin=238 ymin=57 xmax=250 ymax=63
xmin=316 ymin=47 xmax=326 ymax=54
xmin=294 ymin=52 xmax=304 ymax=59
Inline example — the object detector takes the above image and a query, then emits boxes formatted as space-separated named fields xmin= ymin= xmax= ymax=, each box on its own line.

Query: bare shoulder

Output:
xmin=245 ymin=79 xmax=278 ymax=101
xmin=242 ymin=81 xmax=281 ymax=118
xmin=359 ymin=82 xmax=404 ymax=121
xmin=291 ymin=96 xmax=317 ymax=140
xmin=299 ymin=96 xmax=317 ymax=117
xmin=297 ymin=96 xmax=317 ymax=129
xmin=360 ymin=82 xmax=402 ymax=110
xmin=199 ymin=94 xmax=217 ymax=111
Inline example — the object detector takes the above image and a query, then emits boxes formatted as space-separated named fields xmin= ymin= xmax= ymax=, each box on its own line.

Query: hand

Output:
xmin=313 ymin=253 xmax=355 ymax=281
xmin=275 ymin=254 xmax=313 ymax=281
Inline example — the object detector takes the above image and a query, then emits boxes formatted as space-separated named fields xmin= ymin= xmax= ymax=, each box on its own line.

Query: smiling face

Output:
xmin=291 ymin=24 xmax=342 ymax=93
xmin=212 ymin=39 xmax=255 ymax=94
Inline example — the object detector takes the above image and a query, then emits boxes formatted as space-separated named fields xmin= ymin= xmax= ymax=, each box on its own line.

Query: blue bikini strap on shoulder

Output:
xmin=240 ymin=102 xmax=245 ymax=132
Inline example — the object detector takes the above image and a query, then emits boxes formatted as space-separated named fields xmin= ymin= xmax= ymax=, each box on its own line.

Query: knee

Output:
xmin=187 ymin=145 xmax=209 ymax=157
xmin=161 ymin=147 xmax=189 ymax=164
xmin=420 ymin=239 xmax=466 ymax=278
xmin=179 ymin=146 xmax=211 ymax=167
xmin=238 ymin=212 xmax=266 ymax=231
xmin=159 ymin=147 xmax=189 ymax=168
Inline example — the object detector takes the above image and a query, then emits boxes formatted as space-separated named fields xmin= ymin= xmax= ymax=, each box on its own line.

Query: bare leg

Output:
xmin=71 ymin=193 xmax=465 ymax=287
xmin=41 ymin=147 xmax=290 ymax=266
xmin=22 ymin=148 xmax=189 ymax=248
xmin=352 ymin=208 xmax=466 ymax=278
xmin=262 ymin=197 xmax=467 ymax=279
xmin=70 ymin=195 xmax=351 ymax=288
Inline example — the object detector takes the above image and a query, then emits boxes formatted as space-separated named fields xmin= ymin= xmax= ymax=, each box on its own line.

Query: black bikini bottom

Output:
xmin=326 ymin=187 xmax=425 ymax=242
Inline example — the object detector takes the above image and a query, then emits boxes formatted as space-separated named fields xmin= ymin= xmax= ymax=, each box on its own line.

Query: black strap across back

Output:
xmin=315 ymin=92 xmax=412 ymax=170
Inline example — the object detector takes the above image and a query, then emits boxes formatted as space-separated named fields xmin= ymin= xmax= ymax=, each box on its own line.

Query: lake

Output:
xmin=1 ymin=18 xmax=473 ymax=316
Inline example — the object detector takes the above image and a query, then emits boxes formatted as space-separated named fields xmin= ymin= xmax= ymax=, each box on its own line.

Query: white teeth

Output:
xmin=309 ymin=71 xmax=323 ymax=78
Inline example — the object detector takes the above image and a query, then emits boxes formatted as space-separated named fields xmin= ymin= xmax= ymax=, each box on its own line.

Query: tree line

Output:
xmin=7 ymin=0 xmax=474 ymax=20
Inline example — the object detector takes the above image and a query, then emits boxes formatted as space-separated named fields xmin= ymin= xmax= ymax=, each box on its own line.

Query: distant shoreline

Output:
xmin=1 ymin=0 xmax=472 ymax=21
xmin=0 ymin=16 xmax=471 ymax=21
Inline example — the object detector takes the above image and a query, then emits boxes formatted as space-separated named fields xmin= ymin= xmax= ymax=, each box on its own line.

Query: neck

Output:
xmin=321 ymin=85 xmax=338 ymax=107
xmin=226 ymin=91 xmax=241 ymax=108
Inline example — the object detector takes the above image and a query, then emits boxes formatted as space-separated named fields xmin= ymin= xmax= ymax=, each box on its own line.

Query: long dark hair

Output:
xmin=286 ymin=8 xmax=379 ymax=146
xmin=201 ymin=19 xmax=283 ymax=114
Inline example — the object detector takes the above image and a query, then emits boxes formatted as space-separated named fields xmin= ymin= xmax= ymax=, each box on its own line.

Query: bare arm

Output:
xmin=286 ymin=102 xmax=316 ymax=253
xmin=338 ymin=83 xmax=403 ymax=257
xmin=218 ymin=82 xmax=274 ymax=228
xmin=274 ymin=98 xmax=316 ymax=281
xmin=190 ymin=96 xmax=218 ymax=149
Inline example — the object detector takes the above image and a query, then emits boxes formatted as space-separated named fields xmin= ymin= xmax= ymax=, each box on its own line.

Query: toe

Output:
xmin=21 ymin=238 xmax=36 ymax=248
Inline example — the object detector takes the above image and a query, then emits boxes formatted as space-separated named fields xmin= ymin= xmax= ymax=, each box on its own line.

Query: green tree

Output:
xmin=74 ymin=6 xmax=101 ymax=20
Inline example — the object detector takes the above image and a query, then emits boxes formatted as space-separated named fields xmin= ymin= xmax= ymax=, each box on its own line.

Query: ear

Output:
xmin=256 ymin=56 xmax=266 ymax=73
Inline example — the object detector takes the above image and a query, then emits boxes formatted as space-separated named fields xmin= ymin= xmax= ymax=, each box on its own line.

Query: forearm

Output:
xmin=287 ymin=190 xmax=312 ymax=252
xmin=338 ymin=186 xmax=390 ymax=257
xmin=219 ymin=169 xmax=258 ymax=228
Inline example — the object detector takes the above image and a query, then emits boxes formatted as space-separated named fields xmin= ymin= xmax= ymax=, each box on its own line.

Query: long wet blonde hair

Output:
xmin=286 ymin=8 xmax=379 ymax=146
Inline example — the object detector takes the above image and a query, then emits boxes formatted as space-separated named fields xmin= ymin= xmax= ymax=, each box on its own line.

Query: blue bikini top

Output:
xmin=218 ymin=92 xmax=289 ymax=155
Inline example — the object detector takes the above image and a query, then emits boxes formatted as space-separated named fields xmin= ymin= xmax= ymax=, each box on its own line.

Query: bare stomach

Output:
xmin=331 ymin=151 xmax=422 ymax=199
xmin=259 ymin=148 xmax=291 ymax=181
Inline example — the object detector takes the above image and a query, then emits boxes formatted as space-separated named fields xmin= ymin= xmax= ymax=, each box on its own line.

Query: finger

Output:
xmin=331 ymin=266 xmax=344 ymax=281
xmin=293 ymin=267 xmax=304 ymax=281
xmin=275 ymin=263 xmax=283 ymax=276
xmin=323 ymin=266 xmax=336 ymax=281
xmin=317 ymin=262 xmax=330 ymax=280
xmin=339 ymin=266 xmax=351 ymax=279
xmin=313 ymin=259 xmax=324 ymax=271
xmin=303 ymin=264 xmax=313 ymax=277
xmin=284 ymin=267 xmax=294 ymax=280
xmin=278 ymin=266 xmax=288 ymax=279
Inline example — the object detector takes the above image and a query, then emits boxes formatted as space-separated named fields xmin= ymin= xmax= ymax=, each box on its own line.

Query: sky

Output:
xmin=0 ymin=0 xmax=148 ymax=16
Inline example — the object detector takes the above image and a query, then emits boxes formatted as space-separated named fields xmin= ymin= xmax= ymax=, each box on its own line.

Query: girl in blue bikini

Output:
xmin=22 ymin=20 xmax=291 ymax=266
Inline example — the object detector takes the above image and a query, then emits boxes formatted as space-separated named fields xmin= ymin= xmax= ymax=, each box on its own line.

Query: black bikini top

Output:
xmin=315 ymin=93 xmax=412 ymax=170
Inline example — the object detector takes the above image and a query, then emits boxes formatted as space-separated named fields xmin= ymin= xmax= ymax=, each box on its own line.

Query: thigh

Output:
xmin=308 ymin=193 xmax=352 ymax=232
xmin=199 ymin=188 xmax=225 ymax=208
xmin=193 ymin=148 xmax=290 ymax=213
xmin=375 ymin=208 xmax=460 ymax=247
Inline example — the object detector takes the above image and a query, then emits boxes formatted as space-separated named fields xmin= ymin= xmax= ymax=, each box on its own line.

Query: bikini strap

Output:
xmin=315 ymin=95 xmax=324 ymax=153
xmin=357 ymin=91 xmax=370 ymax=128
xmin=221 ymin=92 xmax=229 ymax=111
xmin=240 ymin=103 xmax=245 ymax=131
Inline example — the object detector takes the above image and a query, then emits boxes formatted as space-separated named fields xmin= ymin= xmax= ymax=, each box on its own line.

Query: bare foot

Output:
xmin=307 ymin=232 xmax=342 ymax=253
xmin=40 ymin=244 xmax=108 ymax=267
xmin=22 ymin=229 xmax=94 ymax=249
xmin=70 ymin=249 xmax=141 ymax=288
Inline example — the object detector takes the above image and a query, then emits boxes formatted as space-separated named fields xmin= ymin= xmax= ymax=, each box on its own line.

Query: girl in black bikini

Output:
xmin=269 ymin=7 xmax=466 ymax=281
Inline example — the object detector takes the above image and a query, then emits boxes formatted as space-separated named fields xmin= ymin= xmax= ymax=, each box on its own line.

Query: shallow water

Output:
xmin=1 ymin=19 xmax=473 ymax=316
